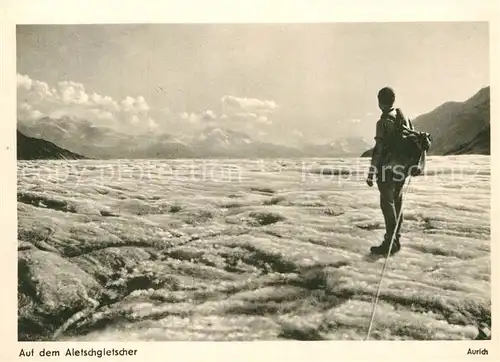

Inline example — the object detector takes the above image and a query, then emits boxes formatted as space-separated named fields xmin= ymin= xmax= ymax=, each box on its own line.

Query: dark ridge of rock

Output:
xmin=17 ymin=130 xmax=88 ymax=160
xmin=443 ymin=126 xmax=490 ymax=156
xmin=412 ymin=87 xmax=489 ymax=156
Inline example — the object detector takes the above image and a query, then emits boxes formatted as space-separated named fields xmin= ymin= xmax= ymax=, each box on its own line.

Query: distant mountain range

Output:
xmin=17 ymin=117 xmax=371 ymax=160
xmin=17 ymin=130 xmax=86 ymax=160
xmin=361 ymin=86 xmax=490 ymax=157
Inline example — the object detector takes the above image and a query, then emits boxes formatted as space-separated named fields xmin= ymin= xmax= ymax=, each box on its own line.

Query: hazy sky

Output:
xmin=17 ymin=22 xmax=489 ymax=144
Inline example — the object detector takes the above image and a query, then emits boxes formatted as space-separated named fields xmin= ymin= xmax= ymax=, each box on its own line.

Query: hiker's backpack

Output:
xmin=391 ymin=108 xmax=432 ymax=176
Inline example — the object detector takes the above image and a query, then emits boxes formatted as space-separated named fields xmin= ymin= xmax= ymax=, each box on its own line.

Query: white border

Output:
xmin=1 ymin=1 xmax=498 ymax=361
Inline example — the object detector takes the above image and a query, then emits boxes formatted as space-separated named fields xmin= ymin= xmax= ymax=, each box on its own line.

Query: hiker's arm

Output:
xmin=368 ymin=120 xmax=385 ymax=179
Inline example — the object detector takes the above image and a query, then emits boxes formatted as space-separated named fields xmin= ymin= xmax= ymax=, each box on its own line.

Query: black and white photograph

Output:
xmin=14 ymin=19 xmax=491 ymax=345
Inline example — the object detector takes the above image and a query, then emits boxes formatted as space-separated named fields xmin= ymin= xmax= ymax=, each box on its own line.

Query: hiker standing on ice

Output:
xmin=366 ymin=87 xmax=415 ymax=256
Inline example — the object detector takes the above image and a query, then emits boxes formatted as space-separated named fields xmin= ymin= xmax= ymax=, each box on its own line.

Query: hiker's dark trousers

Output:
xmin=377 ymin=170 xmax=406 ymax=242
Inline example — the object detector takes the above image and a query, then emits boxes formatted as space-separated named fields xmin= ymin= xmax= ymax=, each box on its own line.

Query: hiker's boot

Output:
xmin=370 ymin=236 xmax=400 ymax=256
xmin=370 ymin=242 xmax=388 ymax=255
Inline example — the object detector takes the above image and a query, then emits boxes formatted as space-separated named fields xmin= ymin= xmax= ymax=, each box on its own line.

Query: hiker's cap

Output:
xmin=378 ymin=87 xmax=396 ymax=106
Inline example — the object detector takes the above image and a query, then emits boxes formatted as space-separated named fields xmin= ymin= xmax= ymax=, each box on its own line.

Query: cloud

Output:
xmin=350 ymin=119 xmax=361 ymax=124
xmin=201 ymin=110 xmax=216 ymax=122
xmin=180 ymin=111 xmax=210 ymax=124
xmin=90 ymin=93 xmax=120 ymax=112
xmin=229 ymin=112 xmax=272 ymax=125
xmin=256 ymin=115 xmax=270 ymax=124
xmin=177 ymin=98 xmax=274 ymax=134
xmin=17 ymin=74 xmax=32 ymax=89
xmin=17 ymin=74 xmax=55 ymax=106
xmin=17 ymin=74 xmax=156 ymax=132
xmin=221 ymin=95 xmax=278 ymax=113
xmin=233 ymin=112 xmax=258 ymax=121
xmin=180 ymin=112 xmax=198 ymax=123
xmin=58 ymin=81 xmax=90 ymax=104
xmin=220 ymin=95 xmax=278 ymax=125
xmin=120 ymin=96 xmax=149 ymax=112
xmin=18 ymin=103 xmax=44 ymax=121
